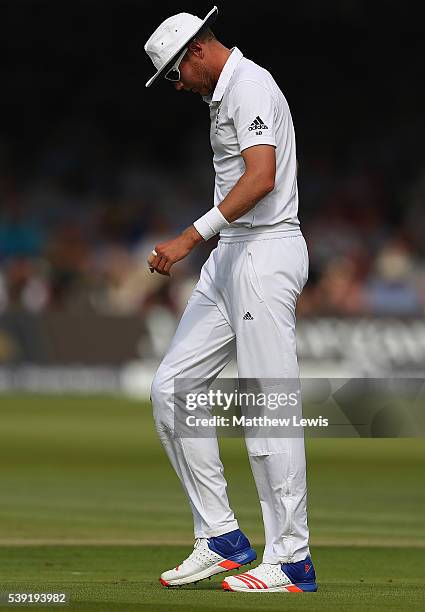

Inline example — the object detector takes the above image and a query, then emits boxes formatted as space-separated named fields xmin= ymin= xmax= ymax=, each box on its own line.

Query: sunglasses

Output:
xmin=164 ymin=47 xmax=188 ymax=82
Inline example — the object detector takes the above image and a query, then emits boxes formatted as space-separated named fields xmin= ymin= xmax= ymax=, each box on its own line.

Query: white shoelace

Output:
xmin=179 ymin=538 xmax=218 ymax=569
xmin=186 ymin=538 xmax=203 ymax=561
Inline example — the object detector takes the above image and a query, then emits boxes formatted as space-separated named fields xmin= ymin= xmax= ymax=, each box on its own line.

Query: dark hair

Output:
xmin=194 ymin=27 xmax=215 ymax=43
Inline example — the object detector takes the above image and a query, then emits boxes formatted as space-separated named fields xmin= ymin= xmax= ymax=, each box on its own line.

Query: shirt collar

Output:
xmin=203 ymin=47 xmax=244 ymax=105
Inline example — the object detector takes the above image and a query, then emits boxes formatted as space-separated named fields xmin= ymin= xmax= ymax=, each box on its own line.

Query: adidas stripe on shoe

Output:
xmin=159 ymin=529 xmax=257 ymax=587
xmin=222 ymin=556 xmax=318 ymax=593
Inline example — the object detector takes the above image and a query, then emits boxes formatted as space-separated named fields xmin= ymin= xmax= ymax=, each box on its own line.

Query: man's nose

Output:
xmin=174 ymin=81 xmax=184 ymax=91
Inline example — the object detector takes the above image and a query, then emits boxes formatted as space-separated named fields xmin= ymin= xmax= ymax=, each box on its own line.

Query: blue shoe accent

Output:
xmin=281 ymin=555 xmax=318 ymax=592
xmin=207 ymin=529 xmax=256 ymax=564
xmin=295 ymin=582 xmax=318 ymax=592
xmin=225 ymin=546 xmax=257 ymax=566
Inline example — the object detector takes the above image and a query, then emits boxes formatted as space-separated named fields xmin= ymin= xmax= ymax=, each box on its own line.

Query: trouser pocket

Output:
xmin=247 ymin=248 xmax=264 ymax=303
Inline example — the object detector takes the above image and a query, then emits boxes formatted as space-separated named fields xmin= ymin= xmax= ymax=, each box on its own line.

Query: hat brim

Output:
xmin=145 ymin=6 xmax=219 ymax=88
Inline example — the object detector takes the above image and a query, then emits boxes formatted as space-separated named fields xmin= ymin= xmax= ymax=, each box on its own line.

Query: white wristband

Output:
xmin=193 ymin=207 xmax=230 ymax=241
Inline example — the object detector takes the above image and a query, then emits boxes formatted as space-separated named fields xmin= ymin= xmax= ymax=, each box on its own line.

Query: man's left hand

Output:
xmin=147 ymin=225 xmax=203 ymax=276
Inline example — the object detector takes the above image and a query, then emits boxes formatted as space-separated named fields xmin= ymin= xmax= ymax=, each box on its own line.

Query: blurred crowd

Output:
xmin=1 ymin=120 xmax=425 ymax=320
xmin=1 ymin=0 xmax=424 ymax=322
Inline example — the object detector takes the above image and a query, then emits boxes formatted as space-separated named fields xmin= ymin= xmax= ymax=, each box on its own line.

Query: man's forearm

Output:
xmin=191 ymin=171 xmax=273 ymax=241
xmin=148 ymin=170 xmax=273 ymax=275
xmin=216 ymin=171 xmax=274 ymax=224
xmin=182 ymin=224 xmax=204 ymax=246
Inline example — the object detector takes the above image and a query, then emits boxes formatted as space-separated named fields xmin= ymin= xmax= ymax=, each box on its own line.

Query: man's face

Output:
xmin=173 ymin=52 xmax=214 ymax=96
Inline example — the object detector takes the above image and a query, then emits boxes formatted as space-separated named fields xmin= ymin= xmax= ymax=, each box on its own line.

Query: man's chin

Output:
xmin=184 ymin=85 xmax=211 ymax=96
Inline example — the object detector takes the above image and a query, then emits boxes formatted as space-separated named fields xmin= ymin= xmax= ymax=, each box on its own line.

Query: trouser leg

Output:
xmin=248 ymin=442 xmax=310 ymax=563
xmin=151 ymin=269 xmax=238 ymax=538
xmin=227 ymin=236 xmax=311 ymax=563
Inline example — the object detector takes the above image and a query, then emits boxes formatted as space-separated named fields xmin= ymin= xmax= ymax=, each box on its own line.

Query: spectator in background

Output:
xmin=300 ymin=255 xmax=367 ymax=316
xmin=0 ymin=200 xmax=44 ymax=260
xmin=365 ymin=240 xmax=422 ymax=316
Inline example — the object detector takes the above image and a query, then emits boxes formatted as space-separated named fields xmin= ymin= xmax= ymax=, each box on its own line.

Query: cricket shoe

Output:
xmin=222 ymin=556 xmax=318 ymax=592
xmin=159 ymin=529 xmax=257 ymax=587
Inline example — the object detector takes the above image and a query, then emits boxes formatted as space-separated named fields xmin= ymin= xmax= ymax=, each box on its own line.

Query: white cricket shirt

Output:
xmin=203 ymin=48 xmax=300 ymax=238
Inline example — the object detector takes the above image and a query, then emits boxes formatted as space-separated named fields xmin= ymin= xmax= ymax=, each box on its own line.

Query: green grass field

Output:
xmin=0 ymin=394 xmax=424 ymax=611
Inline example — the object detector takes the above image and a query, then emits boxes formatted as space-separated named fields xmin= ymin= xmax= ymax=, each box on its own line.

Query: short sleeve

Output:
xmin=228 ymin=80 xmax=277 ymax=152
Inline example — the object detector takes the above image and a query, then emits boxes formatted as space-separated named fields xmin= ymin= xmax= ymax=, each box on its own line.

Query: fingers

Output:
xmin=147 ymin=249 xmax=157 ymax=272
xmin=147 ymin=248 xmax=172 ymax=276
xmin=147 ymin=248 xmax=161 ymax=273
xmin=156 ymin=256 xmax=170 ymax=276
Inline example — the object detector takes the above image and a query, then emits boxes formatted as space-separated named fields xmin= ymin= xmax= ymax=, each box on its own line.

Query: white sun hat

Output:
xmin=144 ymin=6 xmax=219 ymax=87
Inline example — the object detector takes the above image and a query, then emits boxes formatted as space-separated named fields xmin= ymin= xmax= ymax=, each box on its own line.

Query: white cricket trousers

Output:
xmin=150 ymin=231 xmax=310 ymax=564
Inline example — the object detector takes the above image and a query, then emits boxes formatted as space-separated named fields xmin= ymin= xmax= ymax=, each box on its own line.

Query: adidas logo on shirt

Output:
xmin=248 ymin=116 xmax=269 ymax=131
xmin=243 ymin=312 xmax=254 ymax=320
